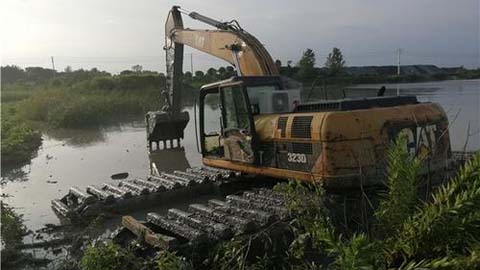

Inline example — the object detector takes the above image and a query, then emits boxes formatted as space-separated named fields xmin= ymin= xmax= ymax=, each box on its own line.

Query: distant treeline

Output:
xmin=2 ymin=63 xmax=479 ymax=93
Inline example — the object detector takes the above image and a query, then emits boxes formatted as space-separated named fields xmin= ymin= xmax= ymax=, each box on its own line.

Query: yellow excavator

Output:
xmin=148 ymin=6 xmax=452 ymax=189
xmin=53 ymin=6 xmax=459 ymax=263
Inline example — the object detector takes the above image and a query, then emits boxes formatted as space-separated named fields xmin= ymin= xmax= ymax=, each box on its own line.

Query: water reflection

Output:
xmin=42 ymin=128 xmax=107 ymax=147
xmin=149 ymin=148 xmax=190 ymax=175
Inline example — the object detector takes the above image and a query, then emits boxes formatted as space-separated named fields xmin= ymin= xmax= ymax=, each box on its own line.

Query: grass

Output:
xmin=1 ymin=202 xmax=28 ymax=268
xmin=1 ymin=74 xmax=166 ymax=168
xmin=17 ymin=87 xmax=159 ymax=128
xmin=1 ymin=103 xmax=42 ymax=167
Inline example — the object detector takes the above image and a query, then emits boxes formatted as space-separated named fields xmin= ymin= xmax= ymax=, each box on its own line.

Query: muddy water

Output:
xmin=0 ymin=108 xmax=205 ymax=232
xmin=1 ymin=79 xmax=479 ymax=235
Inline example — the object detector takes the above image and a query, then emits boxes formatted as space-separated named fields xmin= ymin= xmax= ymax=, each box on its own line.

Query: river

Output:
xmin=1 ymin=79 xmax=479 ymax=252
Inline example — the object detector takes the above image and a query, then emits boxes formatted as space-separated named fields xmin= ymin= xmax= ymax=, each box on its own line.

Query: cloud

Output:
xmin=1 ymin=0 xmax=478 ymax=72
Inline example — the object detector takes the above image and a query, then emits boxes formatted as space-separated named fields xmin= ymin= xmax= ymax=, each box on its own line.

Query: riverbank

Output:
xmin=0 ymin=72 xmax=164 ymax=168
xmin=1 ymin=103 xmax=42 ymax=167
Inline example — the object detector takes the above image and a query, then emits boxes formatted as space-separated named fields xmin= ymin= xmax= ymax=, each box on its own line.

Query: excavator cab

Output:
xmin=200 ymin=79 xmax=257 ymax=164
xmin=199 ymin=76 xmax=300 ymax=165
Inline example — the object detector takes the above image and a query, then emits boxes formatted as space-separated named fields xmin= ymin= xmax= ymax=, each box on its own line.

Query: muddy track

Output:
xmin=51 ymin=167 xmax=242 ymax=221
xmin=111 ymin=187 xmax=293 ymax=264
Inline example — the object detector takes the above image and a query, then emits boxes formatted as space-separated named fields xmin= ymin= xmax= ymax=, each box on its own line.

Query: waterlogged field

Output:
xmin=17 ymin=86 xmax=160 ymax=128
xmin=0 ymin=79 xmax=479 ymax=268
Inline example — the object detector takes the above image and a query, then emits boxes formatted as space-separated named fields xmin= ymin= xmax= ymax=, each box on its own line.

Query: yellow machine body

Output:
xmin=203 ymin=101 xmax=451 ymax=188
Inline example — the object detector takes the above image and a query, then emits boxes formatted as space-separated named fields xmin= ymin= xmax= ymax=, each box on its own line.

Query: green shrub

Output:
xmin=18 ymin=87 xmax=160 ymax=128
xmin=81 ymin=242 xmax=144 ymax=270
xmin=1 ymin=202 xmax=27 ymax=265
xmin=1 ymin=104 xmax=42 ymax=165
xmin=156 ymin=251 xmax=190 ymax=270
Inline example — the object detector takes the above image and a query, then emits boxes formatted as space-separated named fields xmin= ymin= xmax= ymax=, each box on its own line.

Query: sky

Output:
xmin=1 ymin=0 xmax=479 ymax=73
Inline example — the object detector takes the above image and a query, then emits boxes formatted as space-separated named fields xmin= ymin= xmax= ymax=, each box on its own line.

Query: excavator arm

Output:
xmin=147 ymin=6 xmax=279 ymax=149
xmin=164 ymin=6 xmax=279 ymax=112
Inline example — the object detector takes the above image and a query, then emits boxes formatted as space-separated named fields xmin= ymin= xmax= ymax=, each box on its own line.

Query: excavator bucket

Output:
xmin=146 ymin=111 xmax=189 ymax=150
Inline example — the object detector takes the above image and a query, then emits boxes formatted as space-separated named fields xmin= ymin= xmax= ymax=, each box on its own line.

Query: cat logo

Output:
xmin=398 ymin=124 xmax=438 ymax=159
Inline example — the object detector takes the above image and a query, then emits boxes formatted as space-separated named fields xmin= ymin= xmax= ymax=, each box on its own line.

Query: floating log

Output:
xmin=122 ymin=216 xmax=178 ymax=250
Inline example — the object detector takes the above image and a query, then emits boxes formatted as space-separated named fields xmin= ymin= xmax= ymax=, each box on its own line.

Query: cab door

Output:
xmin=219 ymin=82 xmax=257 ymax=164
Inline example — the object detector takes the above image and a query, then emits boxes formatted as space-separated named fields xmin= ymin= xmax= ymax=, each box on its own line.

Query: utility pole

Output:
xmin=396 ymin=48 xmax=402 ymax=76
xmin=396 ymin=49 xmax=402 ymax=96
xmin=190 ymin=53 xmax=194 ymax=74
xmin=51 ymin=56 xmax=56 ymax=78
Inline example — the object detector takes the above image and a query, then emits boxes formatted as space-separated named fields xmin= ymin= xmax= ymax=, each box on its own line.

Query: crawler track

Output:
xmin=112 ymin=187 xmax=291 ymax=258
xmin=52 ymin=151 xmax=475 ymax=222
xmin=51 ymin=167 xmax=241 ymax=221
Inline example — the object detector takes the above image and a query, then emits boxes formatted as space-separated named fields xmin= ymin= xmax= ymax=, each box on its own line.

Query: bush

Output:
xmin=18 ymin=87 xmax=160 ymax=128
xmin=1 ymin=104 xmax=42 ymax=166
xmin=1 ymin=202 xmax=27 ymax=266
xmin=81 ymin=242 xmax=145 ymax=270
xmin=208 ymin=141 xmax=480 ymax=270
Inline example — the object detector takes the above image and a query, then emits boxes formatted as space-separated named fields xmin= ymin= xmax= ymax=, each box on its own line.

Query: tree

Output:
xmin=275 ymin=59 xmax=282 ymax=70
xmin=194 ymin=70 xmax=204 ymax=79
xmin=64 ymin=66 xmax=73 ymax=73
xmin=131 ymin=65 xmax=143 ymax=73
xmin=183 ymin=71 xmax=193 ymax=83
xmin=120 ymin=70 xmax=134 ymax=75
xmin=325 ymin=47 xmax=346 ymax=76
xmin=217 ymin=67 xmax=227 ymax=79
xmin=225 ymin=66 xmax=236 ymax=77
xmin=297 ymin=49 xmax=316 ymax=80
xmin=206 ymin=68 xmax=217 ymax=77
xmin=1 ymin=65 xmax=25 ymax=84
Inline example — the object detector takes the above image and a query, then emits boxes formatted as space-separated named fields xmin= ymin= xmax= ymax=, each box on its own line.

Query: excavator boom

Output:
xmin=147 ymin=6 xmax=279 ymax=149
